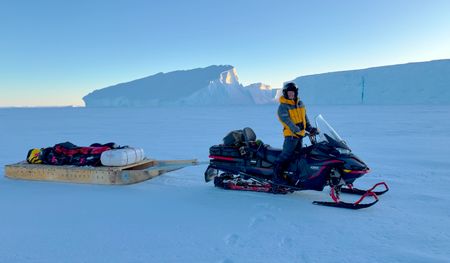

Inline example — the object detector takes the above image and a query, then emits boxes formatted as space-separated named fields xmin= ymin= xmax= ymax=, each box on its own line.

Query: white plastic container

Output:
xmin=100 ymin=147 xmax=145 ymax=167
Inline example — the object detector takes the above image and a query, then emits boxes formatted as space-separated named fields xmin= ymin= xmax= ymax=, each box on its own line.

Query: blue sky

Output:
xmin=1 ymin=0 xmax=449 ymax=106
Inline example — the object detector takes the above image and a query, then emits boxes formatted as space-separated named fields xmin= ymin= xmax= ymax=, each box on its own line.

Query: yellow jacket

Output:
xmin=277 ymin=96 xmax=310 ymax=137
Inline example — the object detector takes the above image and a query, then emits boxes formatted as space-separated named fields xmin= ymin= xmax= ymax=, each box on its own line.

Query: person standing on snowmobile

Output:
xmin=273 ymin=82 xmax=318 ymax=183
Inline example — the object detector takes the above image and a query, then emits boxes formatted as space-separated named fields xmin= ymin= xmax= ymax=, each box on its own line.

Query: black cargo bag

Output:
xmin=223 ymin=130 xmax=244 ymax=146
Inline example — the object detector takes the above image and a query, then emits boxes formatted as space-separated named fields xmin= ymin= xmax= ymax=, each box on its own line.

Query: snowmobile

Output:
xmin=204 ymin=114 xmax=388 ymax=209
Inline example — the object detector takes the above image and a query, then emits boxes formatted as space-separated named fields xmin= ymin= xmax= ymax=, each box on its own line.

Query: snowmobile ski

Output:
xmin=312 ymin=199 xmax=378 ymax=210
xmin=340 ymin=182 xmax=389 ymax=196
xmin=313 ymin=186 xmax=380 ymax=210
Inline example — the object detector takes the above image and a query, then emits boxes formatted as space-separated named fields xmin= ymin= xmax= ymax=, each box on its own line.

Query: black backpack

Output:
xmin=223 ymin=127 xmax=256 ymax=146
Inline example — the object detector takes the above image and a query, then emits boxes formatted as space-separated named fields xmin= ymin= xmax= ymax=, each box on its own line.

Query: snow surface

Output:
xmin=293 ymin=59 xmax=450 ymax=105
xmin=83 ymin=66 xmax=275 ymax=107
xmin=1 ymin=105 xmax=450 ymax=262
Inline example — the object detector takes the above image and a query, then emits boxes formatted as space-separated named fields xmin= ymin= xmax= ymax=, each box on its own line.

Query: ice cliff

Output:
xmin=83 ymin=65 xmax=275 ymax=107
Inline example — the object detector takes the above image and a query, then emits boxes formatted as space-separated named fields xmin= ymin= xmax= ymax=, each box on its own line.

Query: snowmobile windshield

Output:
xmin=314 ymin=114 xmax=351 ymax=151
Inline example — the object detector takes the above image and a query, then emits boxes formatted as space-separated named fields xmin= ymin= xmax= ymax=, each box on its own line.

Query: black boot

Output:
xmin=272 ymin=162 xmax=284 ymax=184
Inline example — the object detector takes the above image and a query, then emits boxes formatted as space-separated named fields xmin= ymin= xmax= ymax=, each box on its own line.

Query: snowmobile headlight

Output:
xmin=337 ymin=148 xmax=351 ymax=155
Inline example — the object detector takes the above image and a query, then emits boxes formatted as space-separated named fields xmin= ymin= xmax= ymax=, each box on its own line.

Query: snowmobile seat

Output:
xmin=257 ymin=145 xmax=281 ymax=163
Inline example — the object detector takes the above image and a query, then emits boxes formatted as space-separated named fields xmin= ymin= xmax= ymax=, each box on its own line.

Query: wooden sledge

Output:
xmin=4 ymin=158 xmax=201 ymax=185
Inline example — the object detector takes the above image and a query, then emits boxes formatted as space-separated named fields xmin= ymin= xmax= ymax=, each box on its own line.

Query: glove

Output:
xmin=309 ymin=127 xmax=319 ymax=135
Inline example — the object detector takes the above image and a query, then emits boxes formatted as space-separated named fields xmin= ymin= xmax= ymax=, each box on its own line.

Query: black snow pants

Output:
xmin=273 ymin=136 xmax=303 ymax=181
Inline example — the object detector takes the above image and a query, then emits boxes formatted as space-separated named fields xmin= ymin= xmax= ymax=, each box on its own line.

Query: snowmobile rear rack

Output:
xmin=4 ymin=158 xmax=201 ymax=185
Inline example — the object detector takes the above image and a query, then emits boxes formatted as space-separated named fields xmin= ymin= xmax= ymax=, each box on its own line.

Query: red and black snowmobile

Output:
xmin=205 ymin=115 xmax=388 ymax=209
